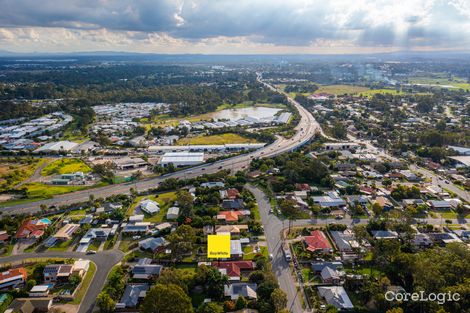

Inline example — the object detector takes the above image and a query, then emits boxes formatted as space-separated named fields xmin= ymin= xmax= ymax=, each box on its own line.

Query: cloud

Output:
xmin=0 ymin=0 xmax=469 ymax=53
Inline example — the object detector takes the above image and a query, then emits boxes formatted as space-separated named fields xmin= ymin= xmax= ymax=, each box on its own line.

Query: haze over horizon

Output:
xmin=1 ymin=0 xmax=470 ymax=55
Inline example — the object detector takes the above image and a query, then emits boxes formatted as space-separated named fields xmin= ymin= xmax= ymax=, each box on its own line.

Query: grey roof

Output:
xmin=222 ymin=199 xmax=244 ymax=209
xmin=224 ymin=283 xmax=257 ymax=299
xmin=139 ymin=237 xmax=167 ymax=251
xmin=119 ymin=284 xmax=149 ymax=308
xmin=317 ymin=286 xmax=354 ymax=309
xmin=132 ymin=259 xmax=163 ymax=278
xmin=312 ymin=262 xmax=343 ymax=272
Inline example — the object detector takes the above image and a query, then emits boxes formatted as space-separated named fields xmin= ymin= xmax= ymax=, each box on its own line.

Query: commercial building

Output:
xmin=158 ymin=152 xmax=204 ymax=167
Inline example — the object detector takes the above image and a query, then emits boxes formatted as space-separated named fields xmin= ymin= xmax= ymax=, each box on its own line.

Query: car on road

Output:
xmin=87 ymin=250 xmax=96 ymax=255
xmin=201 ymin=168 xmax=206 ymax=171
xmin=218 ymin=166 xmax=223 ymax=169
xmin=444 ymin=180 xmax=450 ymax=184
xmin=269 ymin=253 xmax=273 ymax=260
xmin=269 ymin=208 xmax=274 ymax=214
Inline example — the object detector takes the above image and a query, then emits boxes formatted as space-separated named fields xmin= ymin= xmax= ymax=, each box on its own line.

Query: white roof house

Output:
xmin=139 ymin=200 xmax=160 ymax=215
xmin=158 ymin=152 xmax=204 ymax=167
xmin=166 ymin=207 xmax=180 ymax=220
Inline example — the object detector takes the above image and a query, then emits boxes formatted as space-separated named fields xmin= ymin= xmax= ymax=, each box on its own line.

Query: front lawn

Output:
xmin=71 ymin=261 xmax=96 ymax=304
xmin=48 ymin=240 xmax=74 ymax=252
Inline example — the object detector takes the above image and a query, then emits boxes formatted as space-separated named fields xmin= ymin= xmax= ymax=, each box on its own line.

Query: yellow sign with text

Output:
xmin=207 ymin=234 xmax=231 ymax=258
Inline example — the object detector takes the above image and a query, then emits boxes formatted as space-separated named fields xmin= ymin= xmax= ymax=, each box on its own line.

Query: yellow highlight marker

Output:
xmin=207 ymin=234 xmax=231 ymax=258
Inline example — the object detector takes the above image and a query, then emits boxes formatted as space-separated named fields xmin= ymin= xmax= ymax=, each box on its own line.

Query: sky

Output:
xmin=1 ymin=0 xmax=470 ymax=54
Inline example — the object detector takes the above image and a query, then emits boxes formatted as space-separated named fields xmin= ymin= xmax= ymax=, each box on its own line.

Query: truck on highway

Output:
xmin=282 ymin=242 xmax=292 ymax=262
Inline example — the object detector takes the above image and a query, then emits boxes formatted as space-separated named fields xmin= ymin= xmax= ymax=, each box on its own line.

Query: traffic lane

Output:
xmin=247 ymin=185 xmax=303 ymax=313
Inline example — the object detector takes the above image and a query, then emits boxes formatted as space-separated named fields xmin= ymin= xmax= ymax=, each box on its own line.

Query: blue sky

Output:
xmin=1 ymin=0 xmax=469 ymax=54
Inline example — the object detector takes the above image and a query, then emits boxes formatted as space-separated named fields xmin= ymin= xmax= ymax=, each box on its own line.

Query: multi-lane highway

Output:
xmin=1 ymin=74 xmax=321 ymax=215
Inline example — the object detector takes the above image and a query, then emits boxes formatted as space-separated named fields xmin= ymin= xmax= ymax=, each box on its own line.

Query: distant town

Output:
xmin=0 ymin=54 xmax=469 ymax=313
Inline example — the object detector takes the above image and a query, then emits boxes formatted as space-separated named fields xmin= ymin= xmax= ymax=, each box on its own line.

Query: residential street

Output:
xmin=0 ymin=250 xmax=124 ymax=313
xmin=246 ymin=184 xmax=305 ymax=313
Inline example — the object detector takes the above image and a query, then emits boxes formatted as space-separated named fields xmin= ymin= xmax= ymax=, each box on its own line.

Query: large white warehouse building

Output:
xmin=158 ymin=152 xmax=204 ymax=167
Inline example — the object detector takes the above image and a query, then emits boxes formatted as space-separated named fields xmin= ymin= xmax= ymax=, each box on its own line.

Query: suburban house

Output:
xmin=224 ymin=283 xmax=257 ymax=300
xmin=372 ymin=230 xmax=399 ymax=240
xmin=129 ymin=215 xmax=145 ymax=223
xmin=330 ymin=230 xmax=359 ymax=252
xmin=122 ymin=222 xmax=151 ymax=234
xmin=166 ymin=207 xmax=180 ymax=220
xmin=320 ymin=266 xmax=343 ymax=285
xmin=29 ymin=284 xmax=52 ymax=297
xmin=222 ymin=199 xmax=244 ymax=210
xmin=139 ymin=237 xmax=167 ymax=253
xmin=132 ymin=258 xmax=163 ymax=280
xmin=312 ymin=262 xmax=343 ymax=274
xmin=83 ymin=227 xmax=112 ymax=241
xmin=138 ymin=199 xmax=160 ymax=215
xmin=217 ymin=211 xmax=245 ymax=222
xmin=220 ymin=188 xmax=240 ymax=199
xmin=15 ymin=219 xmax=51 ymax=241
xmin=317 ymin=286 xmax=354 ymax=310
xmin=304 ymin=230 xmax=333 ymax=253
xmin=116 ymin=284 xmax=149 ymax=309
xmin=43 ymin=264 xmax=74 ymax=283
xmin=212 ymin=261 xmax=255 ymax=281
xmin=0 ymin=231 xmax=10 ymax=243
xmin=53 ymin=223 xmax=80 ymax=241
xmin=8 ymin=298 xmax=52 ymax=313
xmin=230 ymin=240 xmax=243 ymax=259
xmin=428 ymin=200 xmax=453 ymax=210
xmin=0 ymin=267 xmax=27 ymax=289
xmin=372 ymin=196 xmax=394 ymax=211
xmin=215 ymin=225 xmax=248 ymax=235
xmin=312 ymin=192 xmax=347 ymax=208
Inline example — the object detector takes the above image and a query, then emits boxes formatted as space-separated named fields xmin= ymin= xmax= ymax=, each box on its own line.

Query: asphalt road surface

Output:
xmin=246 ymin=184 xmax=304 ymax=313
xmin=0 ymin=250 xmax=124 ymax=313
xmin=1 ymin=74 xmax=321 ymax=215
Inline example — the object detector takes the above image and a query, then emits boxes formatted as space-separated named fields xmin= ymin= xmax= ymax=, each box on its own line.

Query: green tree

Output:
xmin=97 ymin=292 xmax=116 ymax=313
xmin=271 ymin=288 xmax=288 ymax=312
xmin=197 ymin=302 xmax=224 ymax=313
xmin=141 ymin=284 xmax=193 ymax=313
xmin=279 ymin=198 xmax=301 ymax=233
xmin=235 ymin=296 xmax=247 ymax=310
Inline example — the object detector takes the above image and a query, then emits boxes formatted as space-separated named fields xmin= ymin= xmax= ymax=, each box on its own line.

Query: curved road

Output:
xmin=0 ymin=250 xmax=124 ymax=313
xmin=1 ymin=74 xmax=321 ymax=215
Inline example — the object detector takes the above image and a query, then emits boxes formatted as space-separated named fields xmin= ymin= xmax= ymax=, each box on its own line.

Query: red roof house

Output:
xmin=217 ymin=211 xmax=244 ymax=222
xmin=16 ymin=219 xmax=49 ymax=240
xmin=0 ymin=231 xmax=10 ymax=243
xmin=212 ymin=261 xmax=255 ymax=280
xmin=0 ymin=267 xmax=27 ymax=289
xmin=304 ymin=230 xmax=332 ymax=253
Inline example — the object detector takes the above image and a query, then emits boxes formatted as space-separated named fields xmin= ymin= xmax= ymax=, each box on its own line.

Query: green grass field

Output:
xmin=0 ymin=158 xmax=50 ymax=191
xmin=407 ymin=76 xmax=470 ymax=90
xmin=176 ymin=133 xmax=258 ymax=145
xmin=41 ymin=158 xmax=92 ymax=176
xmin=23 ymin=183 xmax=88 ymax=199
